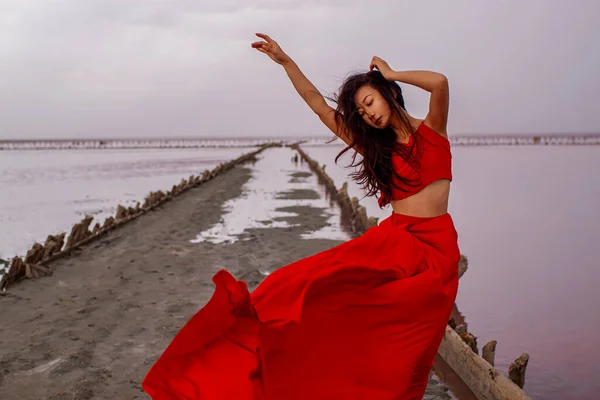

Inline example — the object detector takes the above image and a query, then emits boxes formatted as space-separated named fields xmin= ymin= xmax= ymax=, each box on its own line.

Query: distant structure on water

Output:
xmin=451 ymin=134 xmax=599 ymax=146
xmin=0 ymin=134 xmax=599 ymax=150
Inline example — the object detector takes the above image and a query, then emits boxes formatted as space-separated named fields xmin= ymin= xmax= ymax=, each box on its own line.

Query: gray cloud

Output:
xmin=1 ymin=0 xmax=599 ymax=139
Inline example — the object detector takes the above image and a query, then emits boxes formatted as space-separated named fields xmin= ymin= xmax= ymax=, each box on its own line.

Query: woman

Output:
xmin=143 ymin=33 xmax=459 ymax=400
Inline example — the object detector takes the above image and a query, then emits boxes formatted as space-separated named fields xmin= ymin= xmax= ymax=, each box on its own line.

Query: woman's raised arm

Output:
xmin=252 ymin=33 xmax=360 ymax=153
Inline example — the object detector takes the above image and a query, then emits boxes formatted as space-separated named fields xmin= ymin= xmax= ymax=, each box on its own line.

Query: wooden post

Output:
xmin=482 ymin=340 xmax=497 ymax=367
xmin=459 ymin=332 xmax=478 ymax=355
xmin=458 ymin=255 xmax=468 ymax=278
xmin=508 ymin=353 xmax=529 ymax=389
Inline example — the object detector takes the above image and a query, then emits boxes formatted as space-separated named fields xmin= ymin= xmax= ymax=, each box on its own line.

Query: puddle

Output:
xmin=0 ymin=258 xmax=8 ymax=275
xmin=15 ymin=358 xmax=65 ymax=376
xmin=191 ymin=147 xmax=352 ymax=245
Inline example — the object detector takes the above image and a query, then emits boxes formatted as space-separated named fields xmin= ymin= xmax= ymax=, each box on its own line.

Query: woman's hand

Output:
xmin=369 ymin=56 xmax=394 ymax=79
xmin=251 ymin=33 xmax=292 ymax=66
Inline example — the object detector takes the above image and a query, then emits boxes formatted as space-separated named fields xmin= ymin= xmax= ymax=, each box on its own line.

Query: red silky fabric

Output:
xmin=379 ymin=122 xmax=453 ymax=207
xmin=143 ymin=212 xmax=460 ymax=400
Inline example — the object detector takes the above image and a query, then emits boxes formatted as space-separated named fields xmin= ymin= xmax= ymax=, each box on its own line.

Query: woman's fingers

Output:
xmin=370 ymin=56 xmax=384 ymax=71
xmin=252 ymin=45 xmax=271 ymax=57
xmin=255 ymin=33 xmax=274 ymax=43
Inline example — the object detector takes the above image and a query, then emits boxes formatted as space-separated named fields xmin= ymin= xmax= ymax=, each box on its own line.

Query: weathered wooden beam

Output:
xmin=438 ymin=327 xmax=532 ymax=399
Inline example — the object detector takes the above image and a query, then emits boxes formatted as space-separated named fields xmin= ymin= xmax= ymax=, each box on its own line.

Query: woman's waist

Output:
xmin=389 ymin=180 xmax=450 ymax=217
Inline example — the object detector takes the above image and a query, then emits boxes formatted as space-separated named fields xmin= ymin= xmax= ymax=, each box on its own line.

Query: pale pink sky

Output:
xmin=0 ymin=0 xmax=598 ymax=139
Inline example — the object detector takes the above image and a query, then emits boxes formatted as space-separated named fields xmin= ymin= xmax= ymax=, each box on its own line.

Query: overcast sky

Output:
xmin=1 ymin=0 xmax=598 ymax=139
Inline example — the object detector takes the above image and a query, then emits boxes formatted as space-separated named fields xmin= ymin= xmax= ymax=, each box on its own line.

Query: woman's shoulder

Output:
xmin=418 ymin=119 xmax=450 ymax=146
xmin=421 ymin=118 xmax=449 ymax=140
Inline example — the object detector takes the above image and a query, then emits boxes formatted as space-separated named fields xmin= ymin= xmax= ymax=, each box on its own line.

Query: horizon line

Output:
xmin=1 ymin=132 xmax=600 ymax=142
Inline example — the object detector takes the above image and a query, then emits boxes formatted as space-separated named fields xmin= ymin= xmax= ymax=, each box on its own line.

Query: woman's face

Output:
xmin=354 ymin=85 xmax=392 ymax=129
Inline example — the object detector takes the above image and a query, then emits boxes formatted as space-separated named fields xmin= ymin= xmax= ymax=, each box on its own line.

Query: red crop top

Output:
xmin=378 ymin=122 xmax=452 ymax=207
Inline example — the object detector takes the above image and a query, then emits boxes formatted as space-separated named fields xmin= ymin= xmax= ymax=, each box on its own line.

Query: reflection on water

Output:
xmin=191 ymin=148 xmax=352 ymax=244
xmin=0 ymin=148 xmax=254 ymax=258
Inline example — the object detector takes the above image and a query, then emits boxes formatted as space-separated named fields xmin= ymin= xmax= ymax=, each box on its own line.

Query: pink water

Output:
xmin=305 ymin=144 xmax=600 ymax=399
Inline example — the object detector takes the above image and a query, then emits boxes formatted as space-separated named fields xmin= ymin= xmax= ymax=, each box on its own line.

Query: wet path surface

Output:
xmin=0 ymin=148 xmax=454 ymax=399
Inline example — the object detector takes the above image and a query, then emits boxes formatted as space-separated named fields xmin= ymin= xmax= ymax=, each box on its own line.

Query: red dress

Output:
xmin=143 ymin=123 xmax=460 ymax=400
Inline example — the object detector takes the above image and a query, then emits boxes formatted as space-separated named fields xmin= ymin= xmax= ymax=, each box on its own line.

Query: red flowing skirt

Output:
xmin=143 ymin=212 xmax=460 ymax=400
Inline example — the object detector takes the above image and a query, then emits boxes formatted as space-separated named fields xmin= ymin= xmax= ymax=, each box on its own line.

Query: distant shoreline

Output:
xmin=1 ymin=132 xmax=600 ymax=142
xmin=1 ymin=133 xmax=599 ymax=150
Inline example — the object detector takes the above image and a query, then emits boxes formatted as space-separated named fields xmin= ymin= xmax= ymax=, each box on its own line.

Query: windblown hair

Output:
xmin=330 ymin=70 xmax=421 ymax=206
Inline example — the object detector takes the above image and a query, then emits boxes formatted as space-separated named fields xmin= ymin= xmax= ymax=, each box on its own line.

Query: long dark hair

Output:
xmin=329 ymin=70 xmax=421 ymax=206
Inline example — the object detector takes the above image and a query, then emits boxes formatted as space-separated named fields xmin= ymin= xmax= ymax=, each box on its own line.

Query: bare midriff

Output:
xmin=390 ymin=179 xmax=450 ymax=218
